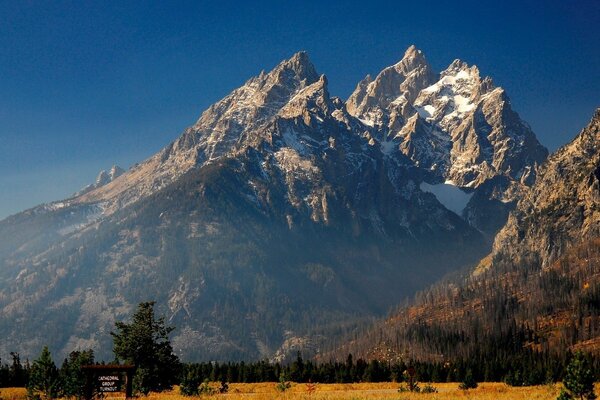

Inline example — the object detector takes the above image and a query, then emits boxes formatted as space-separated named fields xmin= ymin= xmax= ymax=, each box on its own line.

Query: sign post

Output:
xmin=82 ymin=365 xmax=135 ymax=400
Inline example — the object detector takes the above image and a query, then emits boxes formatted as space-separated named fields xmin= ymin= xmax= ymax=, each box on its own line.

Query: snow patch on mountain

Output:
xmin=420 ymin=182 xmax=473 ymax=215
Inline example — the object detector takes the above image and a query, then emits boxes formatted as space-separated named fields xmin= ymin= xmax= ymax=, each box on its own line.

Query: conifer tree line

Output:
xmin=176 ymin=351 xmax=600 ymax=387
xmin=3 ymin=348 xmax=599 ymax=391
xmin=2 ymin=301 xmax=598 ymax=398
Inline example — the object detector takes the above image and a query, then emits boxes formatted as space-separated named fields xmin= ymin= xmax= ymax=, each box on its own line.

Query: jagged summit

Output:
xmin=492 ymin=107 xmax=600 ymax=267
xmin=73 ymin=47 xmax=547 ymax=236
xmin=445 ymin=58 xmax=475 ymax=72
xmin=346 ymin=46 xmax=437 ymax=124
xmin=74 ymin=164 xmax=124 ymax=197
xmin=194 ymin=51 xmax=320 ymax=128
xmin=76 ymin=52 xmax=324 ymax=212
xmin=394 ymin=44 xmax=429 ymax=71
xmin=0 ymin=49 xmax=555 ymax=360
xmin=279 ymin=74 xmax=332 ymax=120
xmin=346 ymin=46 xmax=547 ymax=235
xmin=279 ymin=50 xmax=319 ymax=82
xmin=403 ymin=44 xmax=420 ymax=57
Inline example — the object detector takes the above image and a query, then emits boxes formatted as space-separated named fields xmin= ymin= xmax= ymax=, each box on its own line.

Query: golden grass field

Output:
xmin=2 ymin=382 xmax=596 ymax=400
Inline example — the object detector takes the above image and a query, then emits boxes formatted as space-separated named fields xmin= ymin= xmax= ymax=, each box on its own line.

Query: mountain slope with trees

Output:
xmin=330 ymin=109 xmax=600 ymax=362
xmin=0 ymin=48 xmax=547 ymax=361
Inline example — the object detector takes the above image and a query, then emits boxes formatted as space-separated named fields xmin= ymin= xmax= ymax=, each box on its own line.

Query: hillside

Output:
xmin=0 ymin=48 xmax=546 ymax=361
xmin=331 ymin=109 xmax=600 ymax=362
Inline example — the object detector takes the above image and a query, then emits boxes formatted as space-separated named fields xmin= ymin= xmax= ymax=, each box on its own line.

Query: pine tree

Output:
xmin=111 ymin=301 xmax=181 ymax=394
xmin=179 ymin=368 xmax=201 ymax=396
xmin=558 ymin=351 xmax=597 ymax=400
xmin=459 ymin=368 xmax=478 ymax=390
xmin=60 ymin=350 xmax=94 ymax=400
xmin=276 ymin=372 xmax=291 ymax=392
xmin=9 ymin=353 xmax=27 ymax=387
xmin=27 ymin=346 xmax=61 ymax=400
xmin=290 ymin=352 xmax=305 ymax=382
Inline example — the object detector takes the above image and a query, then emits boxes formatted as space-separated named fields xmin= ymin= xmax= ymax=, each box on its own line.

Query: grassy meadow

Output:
xmin=1 ymin=382 xmax=590 ymax=400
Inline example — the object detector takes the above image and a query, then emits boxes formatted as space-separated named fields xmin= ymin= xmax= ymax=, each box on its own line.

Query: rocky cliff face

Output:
xmin=75 ymin=165 xmax=125 ymax=197
xmin=492 ymin=108 xmax=600 ymax=267
xmin=327 ymin=109 xmax=600 ymax=362
xmin=347 ymin=46 xmax=547 ymax=237
xmin=0 ymin=48 xmax=548 ymax=361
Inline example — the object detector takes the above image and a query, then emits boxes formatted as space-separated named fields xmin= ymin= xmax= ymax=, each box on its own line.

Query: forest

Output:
xmin=2 ymin=348 xmax=598 ymax=389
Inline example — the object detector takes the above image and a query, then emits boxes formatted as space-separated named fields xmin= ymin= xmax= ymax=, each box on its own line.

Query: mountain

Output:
xmin=347 ymin=45 xmax=548 ymax=237
xmin=330 ymin=109 xmax=600 ymax=361
xmin=0 ymin=47 xmax=545 ymax=361
xmin=491 ymin=109 xmax=600 ymax=267
xmin=74 ymin=165 xmax=125 ymax=197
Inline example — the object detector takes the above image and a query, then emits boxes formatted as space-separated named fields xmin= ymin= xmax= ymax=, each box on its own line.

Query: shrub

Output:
xmin=421 ymin=383 xmax=438 ymax=393
xmin=557 ymin=352 xmax=596 ymax=400
xmin=459 ymin=369 xmax=478 ymax=390
xmin=276 ymin=373 xmax=291 ymax=392
xmin=198 ymin=379 xmax=216 ymax=395
xmin=179 ymin=370 xmax=201 ymax=396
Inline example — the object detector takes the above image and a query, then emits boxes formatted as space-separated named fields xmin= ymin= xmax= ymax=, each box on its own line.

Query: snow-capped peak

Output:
xmin=414 ymin=59 xmax=483 ymax=128
xmin=74 ymin=49 xmax=546 ymax=232
xmin=345 ymin=49 xmax=547 ymax=218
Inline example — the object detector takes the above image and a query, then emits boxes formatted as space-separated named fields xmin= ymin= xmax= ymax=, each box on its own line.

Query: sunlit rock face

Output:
xmin=0 ymin=48 xmax=548 ymax=361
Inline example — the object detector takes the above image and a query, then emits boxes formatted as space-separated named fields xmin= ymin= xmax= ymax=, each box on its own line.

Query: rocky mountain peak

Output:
xmin=193 ymin=51 xmax=320 ymax=129
xmin=279 ymin=74 xmax=332 ymax=120
xmin=346 ymin=52 xmax=548 ymax=236
xmin=575 ymin=107 xmax=600 ymax=153
xmin=394 ymin=45 xmax=430 ymax=73
xmin=95 ymin=170 xmax=110 ymax=187
xmin=108 ymin=165 xmax=125 ymax=181
xmin=75 ymin=53 xmax=324 ymax=213
xmin=346 ymin=46 xmax=437 ymax=124
xmin=74 ymin=164 xmax=125 ymax=197
xmin=444 ymin=59 xmax=478 ymax=74
xmin=278 ymin=51 xmax=319 ymax=83
xmin=490 ymin=108 xmax=600 ymax=268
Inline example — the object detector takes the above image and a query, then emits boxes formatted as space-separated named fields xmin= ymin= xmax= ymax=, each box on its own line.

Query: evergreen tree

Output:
xmin=179 ymin=367 xmax=201 ymax=396
xmin=111 ymin=301 xmax=181 ymax=394
xmin=27 ymin=346 xmax=61 ymax=400
xmin=459 ymin=368 xmax=478 ymax=390
xmin=276 ymin=372 xmax=291 ymax=392
xmin=558 ymin=351 xmax=597 ymax=400
xmin=289 ymin=352 xmax=305 ymax=382
xmin=60 ymin=350 xmax=94 ymax=400
xmin=9 ymin=353 xmax=27 ymax=387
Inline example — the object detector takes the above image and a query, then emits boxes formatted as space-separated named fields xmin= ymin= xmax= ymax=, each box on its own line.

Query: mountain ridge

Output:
xmin=0 ymin=47 xmax=549 ymax=361
xmin=327 ymin=108 xmax=600 ymax=362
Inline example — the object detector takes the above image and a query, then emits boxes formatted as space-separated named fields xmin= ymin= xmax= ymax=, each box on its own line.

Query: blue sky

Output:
xmin=0 ymin=0 xmax=598 ymax=219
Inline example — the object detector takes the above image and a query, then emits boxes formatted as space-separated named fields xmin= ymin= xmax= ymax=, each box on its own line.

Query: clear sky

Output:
xmin=0 ymin=0 xmax=598 ymax=219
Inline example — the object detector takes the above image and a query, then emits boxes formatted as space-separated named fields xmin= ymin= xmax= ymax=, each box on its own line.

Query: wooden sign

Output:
xmin=98 ymin=374 xmax=121 ymax=392
xmin=82 ymin=364 xmax=135 ymax=400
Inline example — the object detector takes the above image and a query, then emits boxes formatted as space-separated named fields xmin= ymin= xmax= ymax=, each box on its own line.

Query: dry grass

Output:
xmin=4 ymin=382 xmax=598 ymax=400
xmin=0 ymin=387 xmax=27 ymax=400
xmin=135 ymin=382 xmax=573 ymax=400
